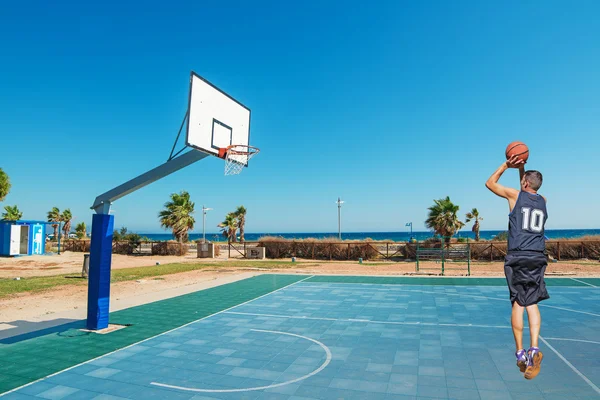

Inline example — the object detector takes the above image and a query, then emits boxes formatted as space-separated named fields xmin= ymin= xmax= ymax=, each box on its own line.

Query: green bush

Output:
xmin=493 ymin=231 xmax=508 ymax=241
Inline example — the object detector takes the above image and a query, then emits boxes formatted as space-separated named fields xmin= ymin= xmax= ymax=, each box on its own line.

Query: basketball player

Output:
xmin=486 ymin=154 xmax=549 ymax=380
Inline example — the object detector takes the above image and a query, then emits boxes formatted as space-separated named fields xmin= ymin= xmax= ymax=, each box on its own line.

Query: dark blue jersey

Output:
xmin=508 ymin=191 xmax=548 ymax=253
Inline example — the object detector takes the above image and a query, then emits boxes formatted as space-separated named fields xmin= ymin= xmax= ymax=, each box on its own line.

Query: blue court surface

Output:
xmin=1 ymin=275 xmax=599 ymax=399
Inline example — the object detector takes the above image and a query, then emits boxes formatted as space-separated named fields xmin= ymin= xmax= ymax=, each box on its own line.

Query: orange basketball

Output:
xmin=505 ymin=141 xmax=529 ymax=162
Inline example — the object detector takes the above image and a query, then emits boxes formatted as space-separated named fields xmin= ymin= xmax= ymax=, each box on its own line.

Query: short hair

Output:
xmin=524 ymin=170 xmax=543 ymax=191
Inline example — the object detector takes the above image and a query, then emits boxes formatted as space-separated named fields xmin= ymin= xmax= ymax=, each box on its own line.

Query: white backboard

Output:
xmin=186 ymin=72 xmax=251 ymax=159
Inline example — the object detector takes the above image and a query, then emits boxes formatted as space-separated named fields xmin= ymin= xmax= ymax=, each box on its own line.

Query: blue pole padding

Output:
xmin=87 ymin=213 xmax=114 ymax=330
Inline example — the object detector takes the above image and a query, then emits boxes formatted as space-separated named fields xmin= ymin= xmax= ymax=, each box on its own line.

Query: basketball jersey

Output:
xmin=508 ymin=191 xmax=548 ymax=252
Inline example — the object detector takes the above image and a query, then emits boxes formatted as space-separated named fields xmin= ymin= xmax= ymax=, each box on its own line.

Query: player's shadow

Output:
xmin=0 ymin=318 xmax=86 ymax=344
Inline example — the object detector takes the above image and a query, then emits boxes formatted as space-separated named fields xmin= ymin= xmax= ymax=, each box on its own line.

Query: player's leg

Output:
xmin=512 ymin=302 xmax=527 ymax=372
xmin=524 ymin=304 xmax=543 ymax=379
xmin=523 ymin=255 xmax=549 ymax=380
xmin=505 ymin=257 xmax=528 ymax=372
xmin=511 ymin=302 xmax=525 ymax=350
xmin=526 ymin=304 xmax=541 ymax=348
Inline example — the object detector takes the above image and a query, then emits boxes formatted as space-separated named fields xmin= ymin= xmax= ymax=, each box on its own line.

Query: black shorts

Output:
xmin=504 ymin=251 xmax=550 ymax=307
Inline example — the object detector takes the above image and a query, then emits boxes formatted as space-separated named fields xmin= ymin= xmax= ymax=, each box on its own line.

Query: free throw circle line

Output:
xmin=150 ymin=329 xmax=332 ymax=393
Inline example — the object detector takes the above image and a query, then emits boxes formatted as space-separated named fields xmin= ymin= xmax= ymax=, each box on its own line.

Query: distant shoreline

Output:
xmin=133 ymin=229 xmax=600 ymax=242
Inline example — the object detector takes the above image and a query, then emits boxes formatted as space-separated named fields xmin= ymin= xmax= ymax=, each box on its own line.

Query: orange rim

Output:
xmin=218 ymin=145 xmax=260 ymax=159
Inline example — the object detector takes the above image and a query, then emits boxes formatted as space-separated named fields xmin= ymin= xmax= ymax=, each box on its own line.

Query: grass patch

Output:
xmin=110 ymin=263 xmax=214 ymax=283
xmin=0 ymin=260 xmax=304 ymax=299
xmin=0 ymin=276 xmax=87 ymax=298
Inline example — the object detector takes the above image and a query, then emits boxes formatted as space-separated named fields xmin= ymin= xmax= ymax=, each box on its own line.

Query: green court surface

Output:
xmin=0 ymin=275 xmax=305 ymax=394
xmin=1 ymin=274 xmax=599 ymax=399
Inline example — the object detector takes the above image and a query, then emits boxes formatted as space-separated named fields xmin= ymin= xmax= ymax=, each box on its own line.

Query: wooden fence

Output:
xmin=62 ymin=240 xmax=191 ymax=256
xmin=60 ymin=239 xmax=600 ymax=261
xmin=255 ymin=240 xmax=600 ymax=261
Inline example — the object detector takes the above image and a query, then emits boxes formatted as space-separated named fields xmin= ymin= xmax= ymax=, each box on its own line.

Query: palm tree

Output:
xmin=0 ymin=168 xmax=10 ymax=202
xmin=465 ymin=208 xmax=483 ymax=241
xmin=61 ymin=209 xmax=73 ymax=238
xmin=75 ymin=222 xmax=87 ymax=239
xmin=234 ymin=206 xmax=247 ymax=243
xmin=2 ymin=205 xmax=22 ymax=221
xmin=47 ymin=207 xmax=61 ymax=240
xmin=113 ymin=226 xmax=129 ymax=242
xmin=158 ymin=191 xmax=196 ymax=242
xmin=218 ymin=213 xmax=238 ymax=243
xmin=425 ymin=196 xmax=465 ymax=242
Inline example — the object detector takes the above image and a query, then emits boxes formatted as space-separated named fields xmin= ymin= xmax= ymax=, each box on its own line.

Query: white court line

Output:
xmin=301 ymin=281 xmax=595 ymax=289
xmin=538 ymin=304 xmax=600 ymax=318
xmin=297 ymin=282 xmax=600 ymax=395
xmin=296 ymin=284 xmax=600 ymax=318
xmin=540 ymin=336 xmax=600 ymax=395
xmin=544 ymin=337 xmax=600 ymax=345
xmin=0 ymin=275 xmax=315 ymax=398
xmin=570 ymin=278 xmax=598 ymax=288
xmin=224 ymin=311 xmax=511 ymax=330
xmin=151 ymin=329 xmax=332 ymax=393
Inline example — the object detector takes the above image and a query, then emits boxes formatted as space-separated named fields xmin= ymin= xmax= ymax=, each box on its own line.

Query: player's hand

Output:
xmin=506 ymin=155 xmax=525 ymax=169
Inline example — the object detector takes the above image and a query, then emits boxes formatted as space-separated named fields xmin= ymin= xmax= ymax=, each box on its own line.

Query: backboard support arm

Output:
xmin=169 ymin=110 xmax=189 ymax=161
xmin=91 ymin=150 xmax=209 ymax=214
xmin=86 ymin=70 xmax=255 ymax=331
xmin=87 ymin=148 xmax=209 ymax=331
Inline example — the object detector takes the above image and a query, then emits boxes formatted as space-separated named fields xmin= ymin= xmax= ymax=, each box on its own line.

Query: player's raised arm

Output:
xmin=485 ymin=155 xmax=522 ymax=202
xmin=519 ymin=163 xmax=525 ymax=183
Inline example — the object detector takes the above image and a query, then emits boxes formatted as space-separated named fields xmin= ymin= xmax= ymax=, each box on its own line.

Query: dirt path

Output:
xmin=0 ymin=252 xmax=218 ymax=278
xmin=0 ymin=269 xmax=259 ymax=340
xmin=2 ymin=252 xmax=599 ymax=279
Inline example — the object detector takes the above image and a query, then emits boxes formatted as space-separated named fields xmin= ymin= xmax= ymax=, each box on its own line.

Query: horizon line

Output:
xmin=134 ymin=228 xmax=600 ymax=234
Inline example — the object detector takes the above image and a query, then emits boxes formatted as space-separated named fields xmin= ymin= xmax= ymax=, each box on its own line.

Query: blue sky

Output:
xmin=1 ymin=1 xmax=599 ymax=234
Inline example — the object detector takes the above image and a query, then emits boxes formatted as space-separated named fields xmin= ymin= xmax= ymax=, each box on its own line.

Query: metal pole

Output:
xmin=57 ymin=222 xmax=61 ymax=255
xmin=336 ymin=197 xmax=344 ymax=240
xmin=202 ymin=206 xmax=212 ymax=243
xmin=338 ymin=200 xmax=341 ymax=240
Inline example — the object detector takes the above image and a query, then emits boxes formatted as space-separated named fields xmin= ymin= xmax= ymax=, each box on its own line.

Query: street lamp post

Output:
xmin=57 ymin=221 xmax=62 ymax=255
xmin=202 ymin=206 xmax=212 ymax=243
xmin=405 ymin=222 xmax=413 ymax=240
xmin=336 ymin=197 xmax=344 ymax=240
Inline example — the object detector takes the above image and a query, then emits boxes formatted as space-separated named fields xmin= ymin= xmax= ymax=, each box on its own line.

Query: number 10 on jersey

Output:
xmin=522 ymin=207 xmax=544 ymax=232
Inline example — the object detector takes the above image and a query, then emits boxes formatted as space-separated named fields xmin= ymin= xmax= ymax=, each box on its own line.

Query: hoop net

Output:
xmin=222 ymin=145 xmax=260 ymax=176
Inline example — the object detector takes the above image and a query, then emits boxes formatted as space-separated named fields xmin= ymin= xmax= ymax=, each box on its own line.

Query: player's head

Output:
xmin=521 ymin=170 xmax=543 ymax=192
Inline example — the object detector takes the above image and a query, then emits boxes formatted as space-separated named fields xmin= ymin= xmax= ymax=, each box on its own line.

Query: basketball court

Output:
xmin=1 ymin=274 xmax=599 ymax=399
xmin=3 ymin=73 xmax=597 ymax=400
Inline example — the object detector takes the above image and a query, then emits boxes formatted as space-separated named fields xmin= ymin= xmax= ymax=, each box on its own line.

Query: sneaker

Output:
xmin=524 ymin=347 xmax=543 ymax=380
xmin=515 ymin=349 xmax=527 ymax=373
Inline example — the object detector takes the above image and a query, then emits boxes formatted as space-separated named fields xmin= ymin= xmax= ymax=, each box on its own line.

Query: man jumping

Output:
xmin=486 ymin=155 xmax=549 ymax=380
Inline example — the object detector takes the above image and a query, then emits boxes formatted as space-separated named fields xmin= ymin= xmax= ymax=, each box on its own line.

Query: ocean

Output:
xmin=137 ymin=229 xmax=600 ymax=242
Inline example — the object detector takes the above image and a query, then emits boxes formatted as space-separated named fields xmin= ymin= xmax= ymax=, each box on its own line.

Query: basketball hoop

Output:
xmin=218 ymin=145 xmax=260 ymax=176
